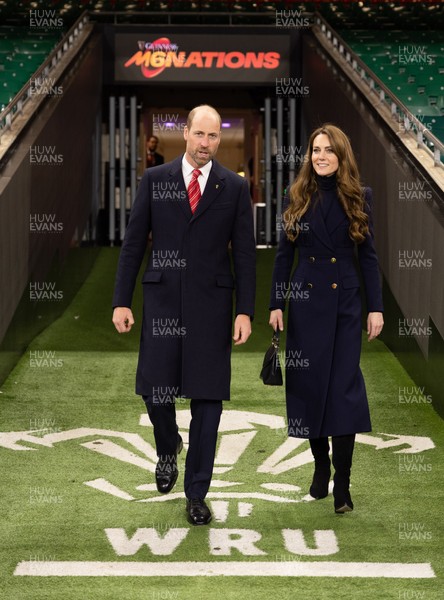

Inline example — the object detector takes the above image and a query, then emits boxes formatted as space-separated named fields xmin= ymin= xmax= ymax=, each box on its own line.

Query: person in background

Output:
xmin=269 ymin=123 xmax=384 ymax=514
xmin=146 ymin=135 xmax=164 ymax=168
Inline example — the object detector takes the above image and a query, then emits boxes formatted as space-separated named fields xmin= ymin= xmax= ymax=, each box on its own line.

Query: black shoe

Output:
xmin=155 ymin=435 xmax=183 ymax=494
xmin=186 ymin=498 xmax=212 ymax=526
xmin=309 ymin=465 xmax=331 ymax=500
xmin=333 ymin=488 xmax=354 ymax=514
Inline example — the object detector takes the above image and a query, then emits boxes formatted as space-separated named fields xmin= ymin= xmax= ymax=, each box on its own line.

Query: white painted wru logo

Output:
xmin=3 ymin=411 xmax=436 ymax=579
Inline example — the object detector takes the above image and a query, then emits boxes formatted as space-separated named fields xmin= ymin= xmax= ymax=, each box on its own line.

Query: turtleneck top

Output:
xmin=315 ymin=172 xmax=338 ymax=222
xmin=316 ymin=172 xmax=338 ymax=191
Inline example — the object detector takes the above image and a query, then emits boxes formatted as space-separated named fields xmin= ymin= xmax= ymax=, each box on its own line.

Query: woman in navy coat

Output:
xmin=269 ymin=124 xmax=384 ymax=514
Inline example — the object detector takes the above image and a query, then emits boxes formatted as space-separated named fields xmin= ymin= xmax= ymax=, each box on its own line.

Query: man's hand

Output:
xmin=367 ymin=311 xmax=384 ymax=341
xmin=233 ymin=314 xmax=252 ymax=345
xmin=113 ymin=307 xmax=135 ymax=333
xmin=269 ymin=309 xmax=284 ymax=332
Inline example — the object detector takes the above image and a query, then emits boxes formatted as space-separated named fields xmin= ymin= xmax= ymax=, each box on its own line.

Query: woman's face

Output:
xmin=311 ymin=133 xmax=339 ymax=177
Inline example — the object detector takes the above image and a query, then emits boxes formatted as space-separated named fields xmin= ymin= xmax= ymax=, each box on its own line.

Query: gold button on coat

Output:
xmin=308 ymin=283 xmax=313 ymax=288
xmin=331 ymin=283 xmax=338 ymax=289
xmin=331 ymin=257 xmax=336 ymax=263
xmin=309 ymin=256 xmax=315 ymax=263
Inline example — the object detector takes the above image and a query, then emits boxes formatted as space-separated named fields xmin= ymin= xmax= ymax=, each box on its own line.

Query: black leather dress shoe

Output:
xmin=155 ymin=435 xmax=183 ymax=494
xmin=186 ymin=498 xmax=212 ymax=526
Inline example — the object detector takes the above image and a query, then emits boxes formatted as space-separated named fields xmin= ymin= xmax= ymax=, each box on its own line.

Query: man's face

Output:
xmin=183 ymin=111 xmax=221 ymax=168
xmin=147 ymin=137 xmax=158 ymax=151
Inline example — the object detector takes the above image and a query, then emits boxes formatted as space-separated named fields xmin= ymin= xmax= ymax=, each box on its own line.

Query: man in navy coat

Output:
xmin=112 ymin=105 xmax=256 ymax=525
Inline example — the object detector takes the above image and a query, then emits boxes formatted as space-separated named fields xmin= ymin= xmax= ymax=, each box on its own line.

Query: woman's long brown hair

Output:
xmin=283 ymin=124 xmax=369 ymax=243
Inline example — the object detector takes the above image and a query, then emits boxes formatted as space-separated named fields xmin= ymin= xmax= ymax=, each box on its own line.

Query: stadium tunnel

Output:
xmin=0 ymin=2 xmax=443 ymax=416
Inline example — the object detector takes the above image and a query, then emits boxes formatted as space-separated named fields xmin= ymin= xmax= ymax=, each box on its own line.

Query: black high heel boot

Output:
xmin=309 ymin=437 xmax=331 ymax=499
xmin=332 ymin=434 xmax=355 ymax=513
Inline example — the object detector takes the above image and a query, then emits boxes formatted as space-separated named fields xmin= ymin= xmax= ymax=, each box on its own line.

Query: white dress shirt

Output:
xmin=182 ymin=154 xmax=212 ymax=196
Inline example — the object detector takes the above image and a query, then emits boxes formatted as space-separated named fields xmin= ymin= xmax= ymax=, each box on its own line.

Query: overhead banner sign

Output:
xmin=114 ymin=33 xmax=290 ymax=84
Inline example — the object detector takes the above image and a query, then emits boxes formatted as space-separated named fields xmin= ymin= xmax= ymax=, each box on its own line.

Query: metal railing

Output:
xmin=0 ymin=11 xmax=90 ymax=139
xmin=314 ymin=13 xmax=444 ymax=169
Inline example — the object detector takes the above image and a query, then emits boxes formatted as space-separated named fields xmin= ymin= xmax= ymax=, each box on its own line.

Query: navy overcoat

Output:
xmin=270 ymin=187 xmax=383 ymax=438
xmin=113 ymin=156 xmax=256 ymax=400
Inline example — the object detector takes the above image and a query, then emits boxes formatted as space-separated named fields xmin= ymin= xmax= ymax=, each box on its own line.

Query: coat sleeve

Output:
xmin=357 ymin=187 xmax=384 ymax=313
xmin=269 ymin=199 xmax=297 ymax=311
xmin=112 ymin=170 xmax=152 ymax=308
xmin=230 ymin=178 xmax=256 ymax=318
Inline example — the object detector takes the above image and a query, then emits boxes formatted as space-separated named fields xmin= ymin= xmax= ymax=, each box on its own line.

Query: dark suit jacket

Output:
xmin=113 ymin=156 xmax=256 ymax=400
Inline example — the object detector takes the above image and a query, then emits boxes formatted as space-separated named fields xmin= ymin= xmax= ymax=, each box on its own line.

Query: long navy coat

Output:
xmin=270 ymin=187 xmax=383 ymax=438
xmin=113 ymin=156 xmax=256 ymax=400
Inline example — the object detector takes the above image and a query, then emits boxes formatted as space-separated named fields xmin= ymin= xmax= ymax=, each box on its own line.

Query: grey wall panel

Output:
xmin=0 ymin=166 xmax=30 ymax=345
xmin=0 ymin=33 xmax=102 ymax=347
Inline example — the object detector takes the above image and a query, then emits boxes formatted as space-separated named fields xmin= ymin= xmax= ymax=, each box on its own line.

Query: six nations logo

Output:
xmin=0 ymin=410 xmax=436 ymax=579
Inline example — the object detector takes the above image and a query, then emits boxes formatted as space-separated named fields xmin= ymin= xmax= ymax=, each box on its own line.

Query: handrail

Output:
xmin=313 ymin=13 xmax=444 ymax=169
xmin=0 ymin=11 xmax=90 ymax=137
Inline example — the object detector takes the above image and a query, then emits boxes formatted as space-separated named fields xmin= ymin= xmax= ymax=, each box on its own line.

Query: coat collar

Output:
xmin=304 ymin=194 xmax=348 ymax=251
xmin=167 ymin=156 xmax=190 ymax=222
xmin=167 ymin=156 xmax=226 ymax=222
xmin=305 ymin=200 xmax=334 ymax=252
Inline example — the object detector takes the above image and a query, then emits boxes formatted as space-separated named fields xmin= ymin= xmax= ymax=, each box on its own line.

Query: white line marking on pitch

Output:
xmin=14 ymin=561 xmax=435 ymax=578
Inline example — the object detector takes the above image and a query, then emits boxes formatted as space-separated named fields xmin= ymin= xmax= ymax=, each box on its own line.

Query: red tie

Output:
xmin=188 ymin=169 xmax=202 ymax=213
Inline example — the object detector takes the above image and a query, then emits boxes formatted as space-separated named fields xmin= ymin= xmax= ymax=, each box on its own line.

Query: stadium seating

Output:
xmin=340 ymin=29 xmax=444 ymax=144
xmin=0 ymin=28 xmax=61 ymax=110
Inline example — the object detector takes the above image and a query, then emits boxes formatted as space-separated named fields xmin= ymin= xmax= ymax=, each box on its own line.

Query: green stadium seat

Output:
xmin=341 ymin=28 xmax=444 ymax=144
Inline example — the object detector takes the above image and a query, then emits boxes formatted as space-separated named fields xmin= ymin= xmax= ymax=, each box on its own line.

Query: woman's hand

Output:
xmin=269 ymin=309 xmax=284 ymax=332
xmin=112 ymin=307 xmax=135 ymax=333
xmin=367 ymin=311 xmax=384 ymax=341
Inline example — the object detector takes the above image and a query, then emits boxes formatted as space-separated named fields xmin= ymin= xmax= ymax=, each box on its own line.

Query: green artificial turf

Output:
xmin=0 ymin=248 xmax=442 ymax=600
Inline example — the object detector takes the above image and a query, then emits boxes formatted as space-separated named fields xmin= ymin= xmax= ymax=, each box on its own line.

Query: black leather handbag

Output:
xmin=260 ymin=330 xmax=283 ymax=386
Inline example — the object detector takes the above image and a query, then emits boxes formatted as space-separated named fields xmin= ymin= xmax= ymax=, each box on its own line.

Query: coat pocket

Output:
xmin=216 ymin=274 xmax=235 ymax=288
xmin=342 ymin=275 xmax=360 ymax=289
xmin=142 ymin=271 xmax=163 ymax=283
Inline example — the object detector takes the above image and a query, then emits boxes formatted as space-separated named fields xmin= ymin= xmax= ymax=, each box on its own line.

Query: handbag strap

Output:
xmin=272 ymin=329 xmax=280 ymax=348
